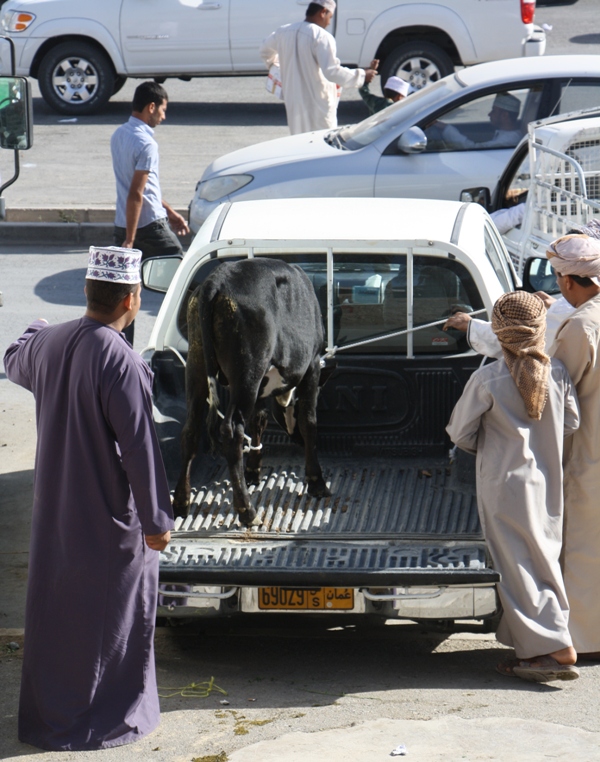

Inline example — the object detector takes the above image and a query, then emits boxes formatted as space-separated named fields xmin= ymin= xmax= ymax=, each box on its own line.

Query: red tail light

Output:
xmin=521 ymin=0 xmax=536 ymax=25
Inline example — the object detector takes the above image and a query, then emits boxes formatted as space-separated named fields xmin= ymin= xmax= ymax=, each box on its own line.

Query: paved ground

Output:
xmin=2 ymin=4 xmax=600 ymax=759
xmin=0 ymin=0 xmax=597 ymax=219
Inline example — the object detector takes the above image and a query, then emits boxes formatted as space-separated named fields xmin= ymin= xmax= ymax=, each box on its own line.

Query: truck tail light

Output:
xmin=521 ymin=0 xmax=536 ymax=25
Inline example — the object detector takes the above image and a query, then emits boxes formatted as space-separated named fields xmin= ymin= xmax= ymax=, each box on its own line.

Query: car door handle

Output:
xmin=198 ymin=2 xmax=222 ymax=8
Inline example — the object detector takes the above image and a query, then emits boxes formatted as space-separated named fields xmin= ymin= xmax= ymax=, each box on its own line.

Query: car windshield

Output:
xmin=337 ymin=79 xmax=458 ymax=150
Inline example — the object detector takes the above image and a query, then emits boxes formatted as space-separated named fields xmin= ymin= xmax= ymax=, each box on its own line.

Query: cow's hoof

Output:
xmin=307 ymin=479 xmax=331 ymax=499
xmin=245 ymin=467 xmax=261 ymax=486
xmin=237 ymin=505 xmax=257 ymax=527
xmin=171 ymin=501 xmax=190 ymax=519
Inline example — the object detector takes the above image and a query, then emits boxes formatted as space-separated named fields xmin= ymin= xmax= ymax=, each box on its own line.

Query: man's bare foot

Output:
xmin=550 ymin=645 xmax=577 ymax=665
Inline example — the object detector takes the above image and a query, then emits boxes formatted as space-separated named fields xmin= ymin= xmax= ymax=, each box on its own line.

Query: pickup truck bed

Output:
xmin=160 ymin=451 xmax=497 ymax=589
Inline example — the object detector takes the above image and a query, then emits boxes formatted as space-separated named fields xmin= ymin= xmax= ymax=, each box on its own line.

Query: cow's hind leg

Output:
xmin=245 ymin=404 xmax=269 ymax=486
xmin=221 ymin=387 xmax=261 ymax=527
xmin=297 ymin=360 xmax=331 ymax=499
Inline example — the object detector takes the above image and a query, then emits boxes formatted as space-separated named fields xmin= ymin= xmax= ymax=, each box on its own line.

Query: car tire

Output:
xmin=380 ymin=41 xmax=454 ymax=92
xmin=113 ymin=75 xmax=128 ymax=96
xmin=38 ymin=42 xmax=115 ymax=115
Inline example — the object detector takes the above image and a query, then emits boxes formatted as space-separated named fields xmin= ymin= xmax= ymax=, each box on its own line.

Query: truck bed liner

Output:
xmin=161 ymin=458 xmax=497 ymax=586
xmin=175 ymin=457 xmax=480 ymax=539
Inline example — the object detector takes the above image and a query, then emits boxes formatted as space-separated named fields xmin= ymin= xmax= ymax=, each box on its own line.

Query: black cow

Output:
xmin=172 ymin=258 xmax=332 ymax=526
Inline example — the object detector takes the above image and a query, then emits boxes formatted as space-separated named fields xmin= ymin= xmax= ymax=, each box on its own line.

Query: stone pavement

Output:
xmin=228 ymin=717 xmax=600 ymax=761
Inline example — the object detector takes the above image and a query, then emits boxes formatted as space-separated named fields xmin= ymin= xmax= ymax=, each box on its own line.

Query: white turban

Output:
xmin=547 ymin=234 xmax=600 ymax=286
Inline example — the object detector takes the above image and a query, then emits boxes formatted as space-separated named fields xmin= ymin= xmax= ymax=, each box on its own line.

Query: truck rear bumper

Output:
xmin=157 ymin=583 xmax=499 ymax=620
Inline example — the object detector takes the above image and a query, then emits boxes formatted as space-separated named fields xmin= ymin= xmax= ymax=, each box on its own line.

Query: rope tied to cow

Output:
xmin=206 ymin=398 xmax=263 ymax=454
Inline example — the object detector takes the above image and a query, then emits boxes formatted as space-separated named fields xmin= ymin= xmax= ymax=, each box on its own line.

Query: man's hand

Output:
xmin=534 ymin=291 xmax=556 ymax=310
xmin=369 ymin=59 xmax=380 ymax=71
xmin=443 ymin=312 xmax=472 ymax=332
xmin=166 ymin=207 xmax=190 ymax=237
xmin=145 ymin=530 xmax=171 ymax=551
xmin=364 ymin=68 xmax=377 ymax=84
xmin=121 ymin=239 xmax=135 ymax=248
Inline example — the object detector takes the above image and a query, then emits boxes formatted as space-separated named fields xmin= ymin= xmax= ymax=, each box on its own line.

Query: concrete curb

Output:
xmin=0 ymin=208 xmax=193 ymax=247
xmin=0 ymin=222 xmax=115 ymax=246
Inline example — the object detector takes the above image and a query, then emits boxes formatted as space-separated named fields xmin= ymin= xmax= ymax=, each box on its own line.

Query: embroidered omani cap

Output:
xmin=86 ymin=246 xmax=142 ymax=284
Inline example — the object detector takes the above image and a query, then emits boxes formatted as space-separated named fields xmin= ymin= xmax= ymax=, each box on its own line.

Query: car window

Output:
xmin=484 ymin=224 xmax=515 ymax=291
xmin=338 ymin=79 xmax=455 ymax=150
xmin=557 ymin=81 xmax=600 ymax=115
xmin=422 ymin=86 xmax=542 ymax=153
xmin=505 ymin=150 xmax=531 ymax=204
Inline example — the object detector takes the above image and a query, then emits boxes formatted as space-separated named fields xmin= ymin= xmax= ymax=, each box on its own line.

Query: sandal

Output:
xmin=498 ymin=655 xmax=579 ymax=683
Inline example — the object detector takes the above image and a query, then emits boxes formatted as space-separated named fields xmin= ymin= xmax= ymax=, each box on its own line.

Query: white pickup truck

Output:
xmin=141 ymin=195 xmax=519 ymax=625
xmin=0 ymin=0 xmax=545 ymax=115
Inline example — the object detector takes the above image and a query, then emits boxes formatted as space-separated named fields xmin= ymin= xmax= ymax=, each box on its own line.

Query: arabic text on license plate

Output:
xmin=258 ymin=587 xmax=354 ymax=610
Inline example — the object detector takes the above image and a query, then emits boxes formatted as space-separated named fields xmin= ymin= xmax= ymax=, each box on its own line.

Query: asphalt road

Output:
xmin=2 ymin=3 xmax=600 ymax=759
xmin=0 ymin=0 xmax=598 ymax=214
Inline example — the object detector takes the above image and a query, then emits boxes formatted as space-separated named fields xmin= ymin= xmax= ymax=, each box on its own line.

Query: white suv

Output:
xmin=0 ymin=0 xmax=545 ymax=115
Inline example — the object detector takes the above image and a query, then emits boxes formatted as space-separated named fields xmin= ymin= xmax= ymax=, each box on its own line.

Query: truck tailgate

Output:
xmin=160 ymin=456 xmax=498 ymax=586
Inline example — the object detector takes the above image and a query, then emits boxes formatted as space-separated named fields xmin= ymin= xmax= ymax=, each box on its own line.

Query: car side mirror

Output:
xmin=397 ymin=126 xmax=427 ymax=154
xmin=522 ymin=256 xmax=560 ymax=295
xmin=0 ymin=76 xmax=33 ymax=151
xmin=141 ymin=255 xmax=183 ymax=293
xmin=460 ymin=187 xmax=491 ymax=209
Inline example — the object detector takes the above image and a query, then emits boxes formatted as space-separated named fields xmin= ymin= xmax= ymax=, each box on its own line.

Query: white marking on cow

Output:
xmin=261 ymin=365 xmax=286 ymax=398
xmin=207 ymin=376 xmax=219 ymax=410
xmin=276 ymin=388 xmax=297 ymax=434
xmin=283 ymin=404 xmax=297 ymax=435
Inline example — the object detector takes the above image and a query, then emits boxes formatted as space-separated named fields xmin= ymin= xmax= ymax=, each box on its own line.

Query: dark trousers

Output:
xmin=114 ymin=218 xmax=184 ymax=344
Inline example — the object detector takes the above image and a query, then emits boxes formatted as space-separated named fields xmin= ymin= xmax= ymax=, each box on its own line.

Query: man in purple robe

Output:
xmin=4 ymin=246 xmax=174 ymax=751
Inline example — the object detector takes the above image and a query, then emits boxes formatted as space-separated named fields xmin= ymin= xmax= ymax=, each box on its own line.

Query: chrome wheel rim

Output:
xmin=395 ymin=57 xmax=443 ymax=90
xmin=51 ymin=56 xmax=99 ymax=103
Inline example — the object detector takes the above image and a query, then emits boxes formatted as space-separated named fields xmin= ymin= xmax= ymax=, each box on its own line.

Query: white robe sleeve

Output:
xmin=490 ymin=202 xmax=526 ymax=235
xmin=562 ymin=369 xmax=581 ymax=438
xmin=260 ymin=30 xmax=279 ymax=69
xmin=467 ymin=319 xmax=503 ymax=359
xmin=446 ymin=372 xmax=492 ymax=455
xmin=313 ymin=32 xmax=365 ymax=88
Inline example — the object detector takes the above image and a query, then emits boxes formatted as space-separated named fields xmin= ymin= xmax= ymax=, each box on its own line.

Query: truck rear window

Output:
xmin=295 ymin=254 xmax=483 ymax=354
xmin=178 ymin=253 xmax=484 ymax=355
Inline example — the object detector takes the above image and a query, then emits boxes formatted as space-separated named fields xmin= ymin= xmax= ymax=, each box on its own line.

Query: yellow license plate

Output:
xmin=258 ymin=587 xmax=354 ymax=610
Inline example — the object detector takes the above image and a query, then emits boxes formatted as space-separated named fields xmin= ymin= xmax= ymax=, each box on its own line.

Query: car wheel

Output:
xmin=38 ymin=42 xmax=115 ymax=115
xmin=380 ymin=41 xmax=454 ymax=92
xmin=113 ymin=75 xmax=127 ymax=96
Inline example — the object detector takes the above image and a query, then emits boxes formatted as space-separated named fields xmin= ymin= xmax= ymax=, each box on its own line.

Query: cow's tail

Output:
xmin=199 ymin=283 xmax=222 ymax=454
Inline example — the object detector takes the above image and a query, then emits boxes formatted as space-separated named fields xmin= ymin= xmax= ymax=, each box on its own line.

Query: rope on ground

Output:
xmin=158 ymin=676 xmax=228 ymax=699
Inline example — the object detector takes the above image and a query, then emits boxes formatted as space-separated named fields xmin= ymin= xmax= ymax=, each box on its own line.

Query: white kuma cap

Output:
xmin=86 ymin=246 xmax=142 ymax=284
xmin=316 ymin=0 xmax=336 ymax=12
xmin=384 ymin=77 xmax=410 ymax=97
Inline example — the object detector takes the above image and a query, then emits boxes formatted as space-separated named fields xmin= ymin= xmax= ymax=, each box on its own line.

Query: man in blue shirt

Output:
xmin=111 ymin=81 xmax=188 ymax=258
xmin=111 ymin=81 xmax=189 ymax=342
